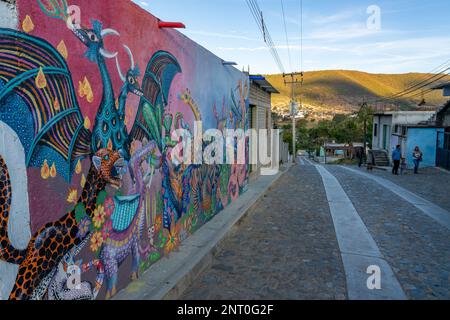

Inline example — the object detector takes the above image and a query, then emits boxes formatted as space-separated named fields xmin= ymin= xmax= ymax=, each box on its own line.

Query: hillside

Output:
xmin=265 ymin=70 xmax=450 ymax=118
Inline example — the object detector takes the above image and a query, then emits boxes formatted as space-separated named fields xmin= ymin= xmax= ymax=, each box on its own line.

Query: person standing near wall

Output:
xmin=392 ymin=145 xmax=401 ymax=175
xmin=356 ymin=147 xmax=363 ymax=168
xmin=412 ymin=146 xmax=423 ymax=174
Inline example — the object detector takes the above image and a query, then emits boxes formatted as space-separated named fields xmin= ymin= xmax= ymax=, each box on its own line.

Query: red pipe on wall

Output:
xmin=158 ymin=21 xmax=186 ymax=29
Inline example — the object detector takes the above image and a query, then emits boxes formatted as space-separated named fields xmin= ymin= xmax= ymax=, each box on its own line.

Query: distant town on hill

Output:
xmin=266 ymin=70 xmax=450 ymax=121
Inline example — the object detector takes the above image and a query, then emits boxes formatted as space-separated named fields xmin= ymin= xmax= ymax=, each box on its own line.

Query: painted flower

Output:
xmin=164 ymin=231 xmax=179 ymax=254
xmin=77 ymin=217 xmax=91 ymax=239
xmin=228 ymin=168 xmax=239 ymax=202
xmin=67 ymin=189 xmax=78 ymax=204
xmin=92 ymin=205 xmax=106 ymax=229
xmin=104 ymin=198 xmax=115 ymax=218
xmin=101 ymin=220 xmax=113 ymax=241
xmin=90 ymin=231 xmax=104 ymax=252
xmin=155 ymin=215 xmax=163 ymax=230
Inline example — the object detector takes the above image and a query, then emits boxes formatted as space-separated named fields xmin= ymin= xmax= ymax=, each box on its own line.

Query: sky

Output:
xmin=132 ymin=0 xmax=450 ymax=75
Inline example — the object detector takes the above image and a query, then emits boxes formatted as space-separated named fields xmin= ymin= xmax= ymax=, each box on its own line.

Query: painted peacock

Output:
xmin=0 ymin=0 xmax=182 ymax=182
xmin=115 ymin=44 xmax=201 ymax=232
xmin=0 ymin=21 xmax=120 ymax=181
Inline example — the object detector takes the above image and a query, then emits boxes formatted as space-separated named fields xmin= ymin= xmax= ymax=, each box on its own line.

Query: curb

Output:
xmin=113 ymin=164 xmax=293 ymax=300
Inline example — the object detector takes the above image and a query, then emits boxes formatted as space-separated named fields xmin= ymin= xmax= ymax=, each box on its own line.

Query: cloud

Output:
xmin=217 ymin=44 xmax=342 ymax=52
xmin=184 ymin=30 xmax=260 ymax=42
xmin=303 ymin=24 xmax=384 ymax=41
xmin=306 ymin=36 xmax=450 ymax=73
xmin=279 ymin=8 xmax=363 ymax=27
xmin=308 ymin=9 xmax=363 ymax=25
xmin=220 ymin=35 xmax=450 ymax=74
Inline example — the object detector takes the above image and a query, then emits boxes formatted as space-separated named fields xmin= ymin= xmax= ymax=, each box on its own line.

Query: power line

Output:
xmin=280 ymin=0 xmax=293 ymax=72
xmin=368 ymin=59 xmax=450 ymax=104
xmin=375 ymin=72 xmax=450 ymax=103
xmin=299 ymin=0 xmax=303 ymax=72
xmin=246 ymin=0 xmax=281 ymax=71
xmin=246 ymin=0 xmax=286 ymax=74
xmin=382 ymin=67 xmax=450 ymax=100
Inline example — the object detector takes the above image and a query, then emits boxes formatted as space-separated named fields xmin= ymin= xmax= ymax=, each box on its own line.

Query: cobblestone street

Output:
xmin=182 ymin=164 xmax=348 ymax=300
xmin=181 ymin=161 xmax=450 ymax=300
xmin=356 ymin=166 xmax=450 ymax=212
xmin=328 ymin=166 xmax=450 ymax=299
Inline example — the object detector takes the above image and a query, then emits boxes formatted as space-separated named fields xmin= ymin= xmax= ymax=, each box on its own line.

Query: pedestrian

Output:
xmin=400 ymin=157 xmax=407 ymax=175
xmin=392 ymin=144 xmax=401 ymax=175
xmin=412 ymin=146 xmax=423 ymax=174
xmin=356 ymin=147 xmax=363 ymax=168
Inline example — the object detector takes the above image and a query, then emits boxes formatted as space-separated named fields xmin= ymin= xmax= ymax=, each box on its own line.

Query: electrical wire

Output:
xmin=299 ymin=0 xmax=303 ymax=73
xmin=246 ymin=0 xmax=286 ymax=74
xmin=280 ymin=0 xmax=293 ymax=72
xmin=369 ymin=59 xmax=450 ymax=104
xmin=374 ymin=72 xmax=450 ymax=103
xmin=382 ymin=68 xmax=450 ymax=100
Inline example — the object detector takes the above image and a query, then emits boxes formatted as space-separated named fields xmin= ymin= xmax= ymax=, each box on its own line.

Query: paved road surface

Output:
xmin=181 ymin=160 xmax=450 ymax=300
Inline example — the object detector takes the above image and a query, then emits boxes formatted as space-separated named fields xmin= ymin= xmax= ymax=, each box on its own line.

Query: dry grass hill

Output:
xmin=265 ymin=70 xmax=450 ymax=117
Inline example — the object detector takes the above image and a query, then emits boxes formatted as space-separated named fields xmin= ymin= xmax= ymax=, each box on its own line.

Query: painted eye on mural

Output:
xmin=103 ymin=155 xmax=110 ymax=161
xmin=86 ymin=31 xmax=99 ymax=42
xmin=128 ymin=76 xmax=135 ymax=84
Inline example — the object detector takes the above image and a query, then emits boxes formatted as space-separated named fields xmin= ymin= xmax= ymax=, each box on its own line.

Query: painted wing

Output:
xmin=0 ymin=28 xmax=91 ymax=181
xmin=130 ymin=51 xmax=181 ymax=148
xmin=230 ymin=88 xmax=243 ymax=121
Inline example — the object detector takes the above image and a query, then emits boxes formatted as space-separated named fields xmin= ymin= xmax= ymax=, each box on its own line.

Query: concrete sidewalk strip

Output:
xmin=339 ymin=166 xmax=450 ymax=231
xmin=113 ymin=166 xmax=290 ymax=300
xmin=301 ymin=156 xmax=314 ymax=166
xmin=316 ymin=165 xmax=406 ymax=300
xmin=341 ymin=254 xmax=407 ymax=300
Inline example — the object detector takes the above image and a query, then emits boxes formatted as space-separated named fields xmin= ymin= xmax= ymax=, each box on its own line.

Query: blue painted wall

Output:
xmin=406 ymin=128 xmax=444 ymax=168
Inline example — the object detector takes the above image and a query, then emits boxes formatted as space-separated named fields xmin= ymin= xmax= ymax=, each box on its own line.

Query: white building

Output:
xmin=372 ymin=111 xmax=435 ymax=152
xmin=372 ymin=111 xmax=445 ymax=168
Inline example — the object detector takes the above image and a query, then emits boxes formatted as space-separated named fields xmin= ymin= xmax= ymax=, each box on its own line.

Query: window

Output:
xmin=401 ymin=126 xmax=407 ymax=136
xmin=394 ymin=125 xmax=399 ymax=134
xmin=445 ymin=133 xmax=450 ymax=150
xmin=374 ymin=123 xmax=378 ymax=137
xmin=249 ymin=105 xmax=256 ymax=129
xmin=382 ymin=125 xmax=390 ymax=150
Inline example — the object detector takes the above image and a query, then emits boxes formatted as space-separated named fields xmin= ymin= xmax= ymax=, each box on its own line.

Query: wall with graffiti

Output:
xmin=0 ymin=0 xmax=249 ymax=300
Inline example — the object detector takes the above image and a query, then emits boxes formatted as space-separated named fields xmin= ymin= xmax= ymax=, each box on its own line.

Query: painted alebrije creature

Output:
xmin=0 ymin=149 xmax=125 ymax=300
xmin=0 ymin=21 xmax=119 ymax=181
xmin=124 ymin=51 xmax=183 ymax=231
xmin=72 ymin=20 xmax=125 ymax=155
xmin=100 ymin=141 xmax=162 ymax=299
xmin=33 ymin=234 xmax=105 ymax=300
xmin=115 ymin=45 xmax=144 ymax=160
xmin=116 ymin=47 xmax=186 ymax=231
xmin=37 ymin=0 xmax=130 ymax=157
xmin=0 ymin=17 xmax=181 ymax=298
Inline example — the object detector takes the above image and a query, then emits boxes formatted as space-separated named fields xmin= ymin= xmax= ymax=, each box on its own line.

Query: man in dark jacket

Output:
xmin=392 ymin=145 xmax=401 ymax=175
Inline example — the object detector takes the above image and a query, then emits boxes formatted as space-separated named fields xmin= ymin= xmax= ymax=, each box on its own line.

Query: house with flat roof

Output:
xmin=372 ymin=111 xmax=442 ymax=169
xmin=432 ymin=84 xmax=450 ymax=169
xmin=248 ymin=75 xmax=284 ymax=177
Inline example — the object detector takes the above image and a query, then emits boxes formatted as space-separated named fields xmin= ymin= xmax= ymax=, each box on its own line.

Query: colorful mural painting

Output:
xmin=0 ymin=0 xmax=249 ymax=300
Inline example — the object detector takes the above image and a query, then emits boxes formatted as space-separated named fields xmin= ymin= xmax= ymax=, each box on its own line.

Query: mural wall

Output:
xmin=0 ymin=0 xmax=249 ymax=300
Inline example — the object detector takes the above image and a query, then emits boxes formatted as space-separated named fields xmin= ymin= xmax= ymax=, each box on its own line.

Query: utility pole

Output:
xmin=283 ymin=72 xmax=303 ymax=163
xmin=359 ymin=101 xmax=370 ymax=164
